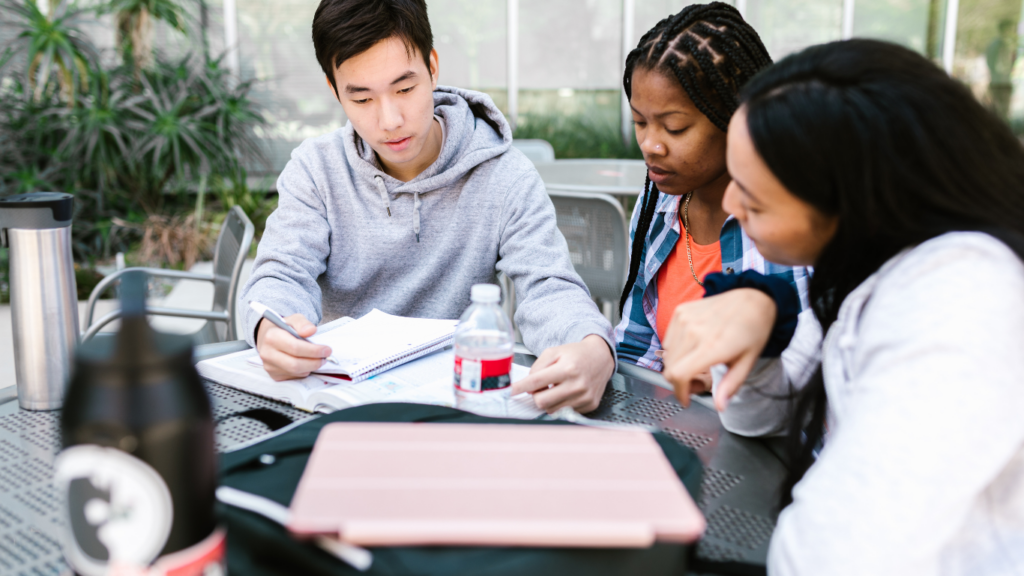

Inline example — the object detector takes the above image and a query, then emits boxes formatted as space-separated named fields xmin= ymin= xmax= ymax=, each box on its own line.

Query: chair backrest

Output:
xmin=511 ymin=139 xmax=555 ymax=164
xmin=548 ymin=191 xmax=628 ymax=312
xmin=210 ymin=206 xmax=255 ymax=341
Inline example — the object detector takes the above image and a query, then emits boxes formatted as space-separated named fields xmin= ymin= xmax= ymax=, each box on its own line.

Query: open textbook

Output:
xmin=197 ymin=347 xmax=542 ymax=418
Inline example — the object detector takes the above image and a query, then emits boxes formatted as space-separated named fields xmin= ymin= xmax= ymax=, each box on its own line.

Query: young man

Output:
xmin=240 ymin=0 xmax=615 ymax=413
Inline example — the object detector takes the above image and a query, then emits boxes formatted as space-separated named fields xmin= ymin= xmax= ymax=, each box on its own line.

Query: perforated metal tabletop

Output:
xmin=0 ymin=349 xmax=786 ymax=576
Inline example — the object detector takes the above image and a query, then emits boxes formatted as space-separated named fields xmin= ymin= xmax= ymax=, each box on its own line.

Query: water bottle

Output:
xmin=454 ymin=284 xmax=515 ymax=417
xmin=55 ymin=271 xmax=224 ymax=576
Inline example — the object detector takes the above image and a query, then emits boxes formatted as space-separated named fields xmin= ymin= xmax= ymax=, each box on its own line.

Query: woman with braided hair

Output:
xmin=615 ymin=2 xmax=809 ymax=382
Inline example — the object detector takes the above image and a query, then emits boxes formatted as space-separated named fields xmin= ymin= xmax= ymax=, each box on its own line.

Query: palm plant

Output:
xmin=1 ymin=0 xmax=269 ymax=268
xmin=0 ymin=247 xmax=8 ymax=304
xmin=54 ymin=69 xmax=130 ymax=212
xmin=101 ymin=0 xmax=187 ymax=73
xmin=122 ymin=57 xmax=235 ymax=210
xmin=201 ymin=56 xmax=267 ymax=172
xmin=0 ymin=0 xmax=96 ymax=105
xmin=0 ymin=79 xmax=68 ymax=194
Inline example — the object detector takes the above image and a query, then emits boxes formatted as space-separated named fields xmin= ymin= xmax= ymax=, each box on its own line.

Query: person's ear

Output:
xmin=429 ymin=48 xmax=439 ymax=89
xmin=326 ymin=74 xmax=340 ymax=103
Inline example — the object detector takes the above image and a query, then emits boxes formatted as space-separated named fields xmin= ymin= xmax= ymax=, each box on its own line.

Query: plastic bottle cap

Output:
xmin=470 ymin=284 xmax=500 ymax=303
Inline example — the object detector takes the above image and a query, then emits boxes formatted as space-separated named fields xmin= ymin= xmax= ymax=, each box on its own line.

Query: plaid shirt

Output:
xmin=614 ymin=189 xmax=811 ymax=371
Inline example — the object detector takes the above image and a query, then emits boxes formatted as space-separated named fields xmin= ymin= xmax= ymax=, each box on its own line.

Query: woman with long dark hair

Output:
xmin=661 ymin=39 xmax=1024 ymax=573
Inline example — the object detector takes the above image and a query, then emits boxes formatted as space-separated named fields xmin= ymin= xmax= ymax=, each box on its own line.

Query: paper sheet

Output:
xmin=318 ymin=351 xmax=458 ymax=409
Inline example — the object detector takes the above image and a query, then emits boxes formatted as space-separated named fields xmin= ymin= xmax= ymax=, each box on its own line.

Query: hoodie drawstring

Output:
xmin=412 ymin=191 xmax=421 ymax=243
xmin=374 ymin=175 xmax=391 ymax=217
xmin=376 ymin=175 xmax=421 ymax=242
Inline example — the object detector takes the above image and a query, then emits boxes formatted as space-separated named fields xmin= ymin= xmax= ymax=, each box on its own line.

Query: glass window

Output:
xmin=429 ymin=0 xmax=507 ymax=91
xmin=744 ymin=0 xmax=844 ymax=59
xmin=950 ymin=0 xmax=1023 ymax=128
xmin=634 ymin=1 xmax=702 ymax=47
xmin=513 ymin=0 xmax=626 ymax=129
xmin=519 ymin=0 xmax=623 ymax=90
xmin=233 ymin=0 xmax=338 ymax=172
xmin=851 ymin=0 xmax=945 ymax=58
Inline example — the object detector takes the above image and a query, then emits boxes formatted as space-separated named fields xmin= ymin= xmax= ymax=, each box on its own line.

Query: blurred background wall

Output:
xmin=1 ymin=0 xmax=1021 ymax=307
xmin=35 ymin=0 xmax=1024 ymax=172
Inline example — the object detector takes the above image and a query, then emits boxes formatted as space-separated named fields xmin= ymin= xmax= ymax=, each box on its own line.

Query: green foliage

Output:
xmin=0 ymin=0 xmax=268 ymax=268
xmin=0 ymin=247 xmax=8 ymax=304
xmin=0 ymin=80 xmax=66 ymax=193
xmin=103 ymin=0 xmax=187 ymax=34
xmin=74 ymin=264 xmax=104 ymax=299
xmin=123 ymin=57 xmax=252 ymax=210
xmin=103 ymin=0 xmax=189 ymax=73
xmin=0 ymin=0 xmax=95 ymax=104
xmin=55 ymin=68 xmax=130 ymax=211
xmin=210 ymin=170 xmax=278 ymax=242
xmin=513 ymin=114 xmax=643 ymax=160
xmin=103 ymin=0 xmax=187 ymax=30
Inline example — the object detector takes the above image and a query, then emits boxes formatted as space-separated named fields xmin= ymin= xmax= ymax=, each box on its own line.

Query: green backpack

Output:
xmin=218 ymin=402 xmax=704 ymax=576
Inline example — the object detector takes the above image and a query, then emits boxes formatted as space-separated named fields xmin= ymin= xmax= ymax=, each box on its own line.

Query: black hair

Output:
xmin=619 ymin=2 xmax=772 ymax=315
xmin=738 ymin=39 xmax=1024 ymax=508
xmin=312 ymin=0 xmax=433 ymax=96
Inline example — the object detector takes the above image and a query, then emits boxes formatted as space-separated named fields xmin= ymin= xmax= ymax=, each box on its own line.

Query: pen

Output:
xmin=249 ymin=301 xmax=340 ymax=365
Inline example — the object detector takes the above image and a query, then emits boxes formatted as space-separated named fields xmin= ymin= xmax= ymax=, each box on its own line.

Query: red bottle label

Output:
xmin=149 ymin=527 xmax=226 ymax=576
xmin=454 ymin=356 xmax=512 ymax=393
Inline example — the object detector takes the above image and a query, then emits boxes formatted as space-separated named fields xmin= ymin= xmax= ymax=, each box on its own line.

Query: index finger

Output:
xmin=511 ymin=361 xmax=571 ymax=395
xmin=267 ymin=325 xmax=332 ymax=359
xmin=662 ymin=345 xmax=717 ymax=408
xmin=712 ymin=351 xmax=759 ymax=412
xmin=285 ymin=313 xmax=318 ymax=338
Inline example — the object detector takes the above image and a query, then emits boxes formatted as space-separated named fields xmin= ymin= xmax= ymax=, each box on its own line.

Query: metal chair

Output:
xmin=511 ymin=139 xmax=555 ymax=164
xmin=547 ymin=191 xmax=629 ymax=325
xmin=82 ymin=206 xmax=255 ymax=344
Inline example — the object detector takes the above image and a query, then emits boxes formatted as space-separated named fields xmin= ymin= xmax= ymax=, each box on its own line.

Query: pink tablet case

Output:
xmin=287 ymin=422 xmax=706 ymax=548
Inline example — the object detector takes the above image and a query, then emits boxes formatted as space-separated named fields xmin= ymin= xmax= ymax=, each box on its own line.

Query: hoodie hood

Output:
xmin=344 ymin=85 xmax=512 ymax=194
xmin=342 ymin=86 xmax=513 ymax=241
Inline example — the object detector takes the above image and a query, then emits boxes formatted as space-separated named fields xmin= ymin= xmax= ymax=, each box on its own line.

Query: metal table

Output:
xmin=535 ymin=159 xmax=648 ymax=214
xmin=535 ymin=160 xmax=648 ymax=195
xmin=0 ymin=342 xmax=786 ymax=575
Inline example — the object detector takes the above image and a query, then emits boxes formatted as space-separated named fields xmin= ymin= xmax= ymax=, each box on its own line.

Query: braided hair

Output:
xmin=618 ymin=2 xmax=772 ymax=316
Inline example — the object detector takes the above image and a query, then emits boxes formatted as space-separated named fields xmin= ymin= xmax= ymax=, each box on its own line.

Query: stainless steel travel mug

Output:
xmin=0 ymin=193 xmax=79 ymax=410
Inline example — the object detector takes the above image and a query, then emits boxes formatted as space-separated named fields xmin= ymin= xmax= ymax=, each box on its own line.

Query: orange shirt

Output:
xmin=655 ymin=224 xmax=722 ymax=343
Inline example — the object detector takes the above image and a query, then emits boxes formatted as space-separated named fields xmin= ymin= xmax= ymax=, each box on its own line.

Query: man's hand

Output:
xmin=255 ymin=314 xmax=333 ymax=381
xmin=662 ymin=289 xmax=776 ymax=411
xmin=510 ymin=334 xmax=615 ymax=414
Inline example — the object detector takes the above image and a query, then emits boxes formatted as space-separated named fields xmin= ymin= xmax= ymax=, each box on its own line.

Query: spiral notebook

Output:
xmin=248 ymin=309 xmax=458 ymax=383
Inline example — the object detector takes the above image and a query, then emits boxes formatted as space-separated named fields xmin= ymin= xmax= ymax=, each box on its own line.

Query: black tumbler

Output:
xmin=56 ymin=271 xmax=220 ymax=575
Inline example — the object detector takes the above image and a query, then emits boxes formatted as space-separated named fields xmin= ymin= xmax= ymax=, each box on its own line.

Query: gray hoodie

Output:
xmin=240 ymin=86 xmax=613 ymax=356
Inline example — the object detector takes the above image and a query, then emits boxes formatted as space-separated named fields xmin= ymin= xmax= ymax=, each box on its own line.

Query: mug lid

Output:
xmin=0 ymin=193 xmax=74 ymax=240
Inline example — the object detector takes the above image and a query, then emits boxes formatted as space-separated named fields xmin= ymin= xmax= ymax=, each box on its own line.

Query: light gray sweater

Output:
xmin=240 ymin=86 xmax=612 ymax=356
xmin=713 ymin=232 xmax=1024 ymax=575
